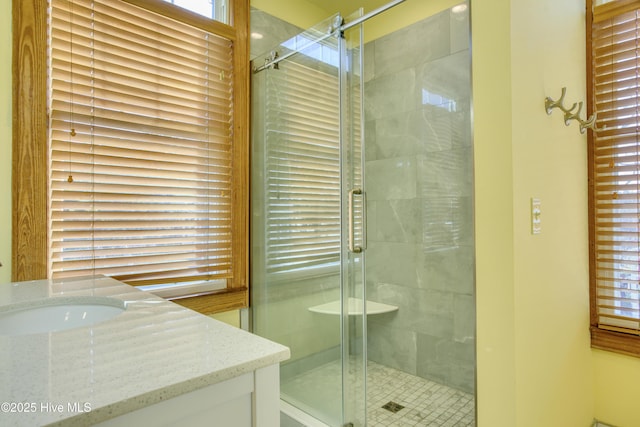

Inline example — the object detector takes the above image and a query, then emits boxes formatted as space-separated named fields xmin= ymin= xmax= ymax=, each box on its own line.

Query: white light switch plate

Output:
xmin=531 ymin=198 xmax=541 ymax=235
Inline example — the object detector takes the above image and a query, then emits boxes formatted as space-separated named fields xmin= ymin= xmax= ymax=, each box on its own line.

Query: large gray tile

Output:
xmin=366 ymin=282 xmax=418 ymax=323
xmin=416 ymin=50 xmax=471 ymax=107
xmin=367 ymin=322 xmax=417 ymax=375
xmin=374 ymin=107 xmax=448 ymax=158
xmin=453 ymin=293 xmax=476 ymax=343
xmin=367 ymin=281 xmax=455 ymax=339
xmin=449 ymin=362 xmax=475 ymax=394
xmin=365 ymin=156 xmax=417 ymax=201
xmin=416 ymin=353 xmax=450 ymax=385
xmin=438 ymin=338 xmax=475 ymax=365
xmin=370 ymin=199 xmax=423 ymax=244
xmin=373 ymin=113 xmax=423 ymax=159
xmin=450 ymin=2 xmax=470 ymax=54
xmin=417 ymin=148 xmax=473 ymax=198
xmin=420 ymin=197 xmax=461 ymax=250
xmin=363 ymin=41 xmax=375 ymax=83
xmin=417 ymin=334 xmax=468 ymax=367
xmin=450 ymin=101 xmax=473 ymax=149
xmin=419 ymin=196 xmax=474 ymax=250
xmin=416 ymin=245 xmax=475 ymax=294
xmin=365 ymin=242 xmax=418 ymax=285
xmin=364 ymin=119 xmax=378 ymax=161
xmin=373 ymin=11 xmax=451 ymax=79
xmin=457 ymin=196 xmax=475 ymax=246
xmin=364 ymin=67 xmax=418 ymax=121
xmin=417 ymin=333 xmax=446 ymax=366
xmin=420 ymin=106 xmax=458 ymax=153
xmin=414 ymin=310 xmax=455 ymax=338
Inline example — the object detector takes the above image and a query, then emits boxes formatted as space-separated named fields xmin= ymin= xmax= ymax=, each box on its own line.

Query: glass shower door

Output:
xmin=339 ymin=10 xmax=366 ymax=427
xmin=250 ymin=11 xmax=366 ymax=427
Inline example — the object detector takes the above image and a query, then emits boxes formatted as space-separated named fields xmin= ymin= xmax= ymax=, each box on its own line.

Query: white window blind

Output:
xmin=264 ymin=60 xmax=342 ymax=274
xmin=49 ymin=0 xmax=235 ymax=286
xmin=591 ymin=1 xmax=640 ymax=334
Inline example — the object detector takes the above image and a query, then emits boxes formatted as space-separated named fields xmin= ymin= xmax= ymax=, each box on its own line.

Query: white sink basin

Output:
xmin=0 ymin=297 xmax=126 ymax=335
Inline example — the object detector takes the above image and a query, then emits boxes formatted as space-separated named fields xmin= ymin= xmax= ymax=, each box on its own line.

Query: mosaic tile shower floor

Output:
xmin=281 ymin=360 xmax=475 ymax=426
xmin=367 ymin=362 xmax=474 ymax=426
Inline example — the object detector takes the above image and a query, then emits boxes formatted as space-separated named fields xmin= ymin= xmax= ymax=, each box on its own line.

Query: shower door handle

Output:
xmin=348 ymin=188 xmax=366 ymax=254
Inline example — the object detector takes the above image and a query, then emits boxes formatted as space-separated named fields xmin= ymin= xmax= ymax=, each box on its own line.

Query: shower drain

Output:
xmin=381 ymin=401 xmax=405 ymax=413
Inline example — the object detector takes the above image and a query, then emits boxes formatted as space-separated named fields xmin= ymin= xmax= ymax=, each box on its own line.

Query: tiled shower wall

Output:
xmin=363 ymin=5 xmax=475 ymax=394
xmin=251 ymin=4 xmax=475 ymax=394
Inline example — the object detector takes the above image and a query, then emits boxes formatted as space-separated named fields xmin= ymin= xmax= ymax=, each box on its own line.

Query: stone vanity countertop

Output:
xmin=0 ymin=276 xmax=290 ymax=427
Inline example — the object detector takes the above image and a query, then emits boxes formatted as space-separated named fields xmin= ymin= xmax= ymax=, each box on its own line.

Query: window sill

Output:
xmin=139 ymin=280 xmax=227 ymax=299
xmin=591 ymin=326 xmax=640 ymax=358
xmin=168 ymin=287 xmax=248 ymax=316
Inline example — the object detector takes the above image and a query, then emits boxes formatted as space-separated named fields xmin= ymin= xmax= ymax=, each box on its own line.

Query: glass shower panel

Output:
xmin=251 ymin=12 xmax=365 ymax=427
xmin=251 ymin=2 xmax=476 ymax=425
xmin=339 ymin=9 xmax=366 ymax=427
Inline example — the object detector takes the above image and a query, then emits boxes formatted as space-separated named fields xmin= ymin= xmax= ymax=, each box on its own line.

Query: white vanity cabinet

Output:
xmin=96 ymin=365 xmax=280 ymax=427
xmin=0 ymin=276 xmax=289 ymax=427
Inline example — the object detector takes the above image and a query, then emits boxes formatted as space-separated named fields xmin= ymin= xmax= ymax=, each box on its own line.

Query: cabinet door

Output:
xmin=95 ymin=373 xmax=254 ymax=427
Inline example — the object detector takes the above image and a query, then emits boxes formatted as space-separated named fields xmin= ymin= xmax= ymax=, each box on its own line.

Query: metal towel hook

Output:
xmin=545 ymin=87 xmax=598 ymax=134
xmin=545 ymin=87 xmax=571 ymax=115
xmin=564 ymin=101 xmax=582 ymax=126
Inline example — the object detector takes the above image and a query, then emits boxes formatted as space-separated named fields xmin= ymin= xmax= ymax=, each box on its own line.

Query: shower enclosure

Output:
xmin=250 ymin=2 xmax=474 ymax=426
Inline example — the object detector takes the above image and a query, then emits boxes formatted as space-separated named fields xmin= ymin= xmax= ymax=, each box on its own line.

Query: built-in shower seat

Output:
xmin=308 ymin=298 xmax=398 ymax=316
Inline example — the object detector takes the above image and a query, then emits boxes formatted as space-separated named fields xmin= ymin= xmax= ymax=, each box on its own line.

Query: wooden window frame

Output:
xmin=587 ymin=0 xmax=640 ymax=356
xmin=12 ymin=0 xmax=249 ymax=315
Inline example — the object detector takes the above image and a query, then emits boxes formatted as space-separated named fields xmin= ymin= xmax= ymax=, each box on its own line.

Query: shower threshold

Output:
xmin=281 ymin=400 xmax=331 ymax=427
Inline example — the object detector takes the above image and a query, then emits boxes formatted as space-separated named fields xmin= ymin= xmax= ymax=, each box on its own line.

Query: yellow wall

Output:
xmin=474 ymin=0 xmax=599 ymax=425
xmin=474 ymin=0 xmax=640 ymax=425
xmin=508 ymin=0 xmax=594 ymax=425
xmin=210 ymin=310 xmax=241 ymax=328
xmin=471 ymin=0 xmax=517 ymax=424
xmin=593 ymin=350 xmax=640 ymax=426
xmin=0 ymin=0 xmax=11 ymax=284
xmin=250 ymin=0 xmax=328 ymax=30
